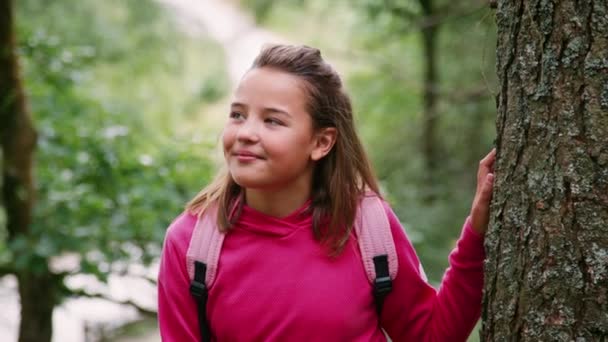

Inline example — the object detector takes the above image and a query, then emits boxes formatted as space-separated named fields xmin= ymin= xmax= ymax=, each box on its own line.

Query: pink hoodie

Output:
xmin=158 ymin=201 xmax=484 ymax=341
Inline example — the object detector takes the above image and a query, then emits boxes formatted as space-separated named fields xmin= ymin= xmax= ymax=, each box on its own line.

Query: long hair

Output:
xmin=186 ymin=44 xmax=380 ymax=255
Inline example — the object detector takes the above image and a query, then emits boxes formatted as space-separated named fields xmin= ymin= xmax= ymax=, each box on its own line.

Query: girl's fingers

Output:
xmin=477 ymin=149 xmax=497 ymax=186
xmin=484 ymin=173 xmax=495 ymax=191
xmin=480 ymin=173 xmax=495 ymax=201
xmin=471 ymin=153 xmax=496 ymax=234
xmin=471 ymin=173 xmax=495 ymax=234
xmin=480 ymin=148 xmax=496 ymax=169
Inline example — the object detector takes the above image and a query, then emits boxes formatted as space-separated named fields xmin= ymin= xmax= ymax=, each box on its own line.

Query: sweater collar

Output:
xmin=235 ymin=199 xmax=313 ymax=237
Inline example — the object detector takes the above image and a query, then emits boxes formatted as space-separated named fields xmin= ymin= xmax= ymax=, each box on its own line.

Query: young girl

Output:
xmin=158 ymin=44 xmax=496 ymax=341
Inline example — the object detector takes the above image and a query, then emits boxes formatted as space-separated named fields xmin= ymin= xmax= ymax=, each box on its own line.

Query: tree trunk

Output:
xmin=482 ymin=0 xmax=608 ymax=340
xmin=0 ymin=1 xmax=53 ymax=341
xmin=16 ymin=272 xmax=57 ymax=342
xmin=419 ymin=0 xmax=440 ymax=201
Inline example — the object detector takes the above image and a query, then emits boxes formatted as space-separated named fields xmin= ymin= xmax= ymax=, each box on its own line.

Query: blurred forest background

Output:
xmin=1 ymin=0 xmax=497 ymax=340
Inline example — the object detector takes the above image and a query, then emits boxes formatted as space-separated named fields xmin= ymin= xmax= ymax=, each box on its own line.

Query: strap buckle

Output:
xmin=190 ymin=280 xmax=208 ymax=300
xmin=374 ymin=276 xmax=392 ymax=296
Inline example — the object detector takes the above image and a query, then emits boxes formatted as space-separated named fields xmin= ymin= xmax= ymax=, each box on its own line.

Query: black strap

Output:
xmin=372 ymin=255 xmax=392 ymax=314
xmin=190 ymin=261 xmax=211 ymax=342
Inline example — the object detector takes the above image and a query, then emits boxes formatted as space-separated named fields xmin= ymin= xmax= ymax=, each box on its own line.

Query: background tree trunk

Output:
xmin=482 ymin=0 xmax=608 ymax=340
xmin=0 ymin=1 xmax=53 ymax=341
xmin=419 ymin=0 xmax=440 ymax=202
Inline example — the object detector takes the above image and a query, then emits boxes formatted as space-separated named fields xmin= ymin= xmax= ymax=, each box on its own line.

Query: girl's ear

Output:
xmin=311 ymin=127 xmax=337 ymax=161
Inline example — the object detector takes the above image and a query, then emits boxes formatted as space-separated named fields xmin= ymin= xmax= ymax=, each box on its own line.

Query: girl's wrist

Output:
xmin=467 ymin=214 xmax=486 ymax=236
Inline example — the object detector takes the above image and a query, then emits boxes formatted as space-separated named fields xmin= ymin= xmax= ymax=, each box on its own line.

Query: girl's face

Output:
xmin=222 ymin=67 xmax=334 ymax=194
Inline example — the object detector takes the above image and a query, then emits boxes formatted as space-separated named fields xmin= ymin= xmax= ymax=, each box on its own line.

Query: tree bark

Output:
xmin=0 ymin=1 xmax=52 ymax=341
xmin=482 ymin=0 xmax=608 ymax=340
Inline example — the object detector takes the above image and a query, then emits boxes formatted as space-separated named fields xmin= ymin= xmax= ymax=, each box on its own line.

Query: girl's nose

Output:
xmin=236 ymin=119 xmax=260 ymax=143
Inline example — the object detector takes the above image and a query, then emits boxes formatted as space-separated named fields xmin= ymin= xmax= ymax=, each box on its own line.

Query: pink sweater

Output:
xmin=158 ymin=201 xmax=485 ymax=341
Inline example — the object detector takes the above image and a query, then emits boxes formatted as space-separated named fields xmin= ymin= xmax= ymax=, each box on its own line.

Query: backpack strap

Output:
xmin=190 ymin=261 xmax=211 ymax=342
xmin=186 ymin=206 xmax=224 ymax=286
xmin=186 ymin=206 xmax=225 ymax=342
xmin=354 ymin=194 xmax=399 ymax=314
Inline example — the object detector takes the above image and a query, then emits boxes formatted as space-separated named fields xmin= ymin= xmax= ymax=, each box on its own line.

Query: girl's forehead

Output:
xmin=234 ymin=68 xmax=309 ymax=107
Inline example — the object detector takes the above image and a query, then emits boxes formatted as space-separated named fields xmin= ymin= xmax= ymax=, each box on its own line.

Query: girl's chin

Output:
xmin=232 ymin=177 xmax=264 ymax=189
xmin=232 ymin=179 xmax=277 ymax=192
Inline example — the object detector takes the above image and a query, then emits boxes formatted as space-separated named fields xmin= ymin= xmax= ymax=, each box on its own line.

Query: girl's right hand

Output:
xmin=469 ymin=148 xmax=496 ymax=235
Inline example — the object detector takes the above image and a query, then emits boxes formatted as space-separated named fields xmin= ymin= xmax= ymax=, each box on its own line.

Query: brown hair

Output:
xmin=186 ymin=44 xmax=380 ymax=255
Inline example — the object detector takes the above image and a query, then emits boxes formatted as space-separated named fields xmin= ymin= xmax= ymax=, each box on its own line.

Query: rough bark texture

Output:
xmin=0 ymin=1 xmax=52 ymax=342
xmin=482 ymin=0 xmax=608 ymax=341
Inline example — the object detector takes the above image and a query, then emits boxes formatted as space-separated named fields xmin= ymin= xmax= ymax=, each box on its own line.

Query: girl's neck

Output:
xmin=244 ymin=183 xmax=311 ymax=218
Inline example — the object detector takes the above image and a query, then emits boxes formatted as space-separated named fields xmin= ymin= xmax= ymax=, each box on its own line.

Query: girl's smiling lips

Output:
xmin=233 ymin=150 xmax=264 ymax=161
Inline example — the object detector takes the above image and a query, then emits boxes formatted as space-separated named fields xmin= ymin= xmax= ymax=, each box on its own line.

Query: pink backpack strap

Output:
xmin=186 ymin=205 xmax=225 ymax=287
xmin=354 ymin=194 xmax=398 ymax=284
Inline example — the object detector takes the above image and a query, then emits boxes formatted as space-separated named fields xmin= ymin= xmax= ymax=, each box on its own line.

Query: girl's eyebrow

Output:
xmin=264 ymin=107 xmax=291 ymax=117
xmin=231 ymin=102 xmax=291 ymax=117
xmin=230 ymin=102 xmax=247 ymax=109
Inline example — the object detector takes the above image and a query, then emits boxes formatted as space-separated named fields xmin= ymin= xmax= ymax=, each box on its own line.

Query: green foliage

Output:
xmin=242 ymin=0 xmax=306 ymax=22
xmin=350 ymin=7 xmax=497 ymax=280
xmin=1 ymin=0 xmax=220 ymax=286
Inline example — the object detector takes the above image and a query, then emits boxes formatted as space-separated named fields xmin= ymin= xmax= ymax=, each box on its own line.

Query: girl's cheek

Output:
xmin=222 ymin=126 xmax=235 ymax=145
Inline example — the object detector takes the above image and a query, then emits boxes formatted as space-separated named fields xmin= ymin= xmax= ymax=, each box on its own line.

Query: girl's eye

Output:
xmin=229 ymin=112 xmax=244 ymax=120
xmin=265 ymin=118 xmax=283 ymax=126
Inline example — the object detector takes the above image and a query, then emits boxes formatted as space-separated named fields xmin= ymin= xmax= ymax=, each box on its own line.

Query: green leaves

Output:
xmin=2 ymin=0 xmax=217 ymax=286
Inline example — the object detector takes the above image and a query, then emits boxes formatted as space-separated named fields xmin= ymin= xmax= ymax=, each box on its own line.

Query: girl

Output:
xmin=158 ymin=44 xmax=496 ymax=341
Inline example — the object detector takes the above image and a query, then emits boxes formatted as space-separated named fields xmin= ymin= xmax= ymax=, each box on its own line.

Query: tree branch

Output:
xmin=67 ymin=288 xmax=157 ymax=318
xmin=383 ymin=0 xmax=488 ymax=31
xmin=110 ymin=268 xmax=158 ymax=287
xmin=384 ymin=0 xmax=419 ymax=21
xmin=414 ymin=5 xmax=488 ymax=30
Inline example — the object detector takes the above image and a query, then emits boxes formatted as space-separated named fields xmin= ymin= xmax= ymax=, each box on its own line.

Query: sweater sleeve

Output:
xmin=157 ymin=212 xmax=200 ymax=342
xmin=380 ymin=203 xmax=485 ymax=342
